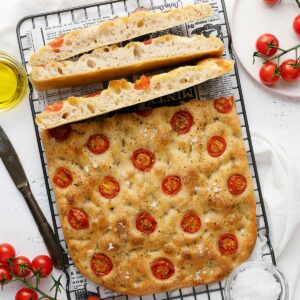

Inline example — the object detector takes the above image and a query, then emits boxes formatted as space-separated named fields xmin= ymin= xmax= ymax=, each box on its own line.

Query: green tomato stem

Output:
xmin=263 ymin=44 xmax=300 ymax=64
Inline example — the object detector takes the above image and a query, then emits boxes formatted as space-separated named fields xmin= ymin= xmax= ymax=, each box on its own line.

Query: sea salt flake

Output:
xmin=230 ymin=266 xmax=282 ymax=300
xmin=92 ymin=161 xmax=98 ymax=168
xmin=194 ymin=271 xmax=201 ymax=280
xmin=124 ymin=271 xmax=130 ymax=279
xmin=213 ymin=186 xmax=221 ymax=193
xmin=84 ymin=166 xmax=89 ymax=173
xmin=133 ymin=282 xmax=139 ymax=288
xmin=107 ymin=243 xmax=114 ymax=251
xmin=194 ymin=186 xmax=201 ymax=192
xmin=118 ymin=222 xmax=126 ymax=228
xmin=191 ymin=137 xmax=198 ymax=143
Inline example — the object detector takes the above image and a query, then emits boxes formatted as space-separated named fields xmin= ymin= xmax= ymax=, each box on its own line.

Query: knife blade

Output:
xmin=0 ymin=126 xmax=66 ymax=270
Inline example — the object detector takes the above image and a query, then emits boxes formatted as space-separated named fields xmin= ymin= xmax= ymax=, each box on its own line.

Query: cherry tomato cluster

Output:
xmin=256 ymin=33 xmax=300 ymax=86
xmin=0 ymin=243 xmax=54 ymax=300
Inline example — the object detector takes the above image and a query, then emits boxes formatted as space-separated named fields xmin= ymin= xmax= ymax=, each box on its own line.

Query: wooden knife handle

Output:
xmin=19 ymin=184 xmax=65 ymax=270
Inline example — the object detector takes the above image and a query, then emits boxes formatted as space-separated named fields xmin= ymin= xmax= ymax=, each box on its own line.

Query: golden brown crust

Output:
xmin=40 ymin=98 xmax=256 ymax=296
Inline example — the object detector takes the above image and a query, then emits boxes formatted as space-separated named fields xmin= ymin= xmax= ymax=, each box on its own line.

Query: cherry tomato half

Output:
xmin=99 ymin=176 xmax=120 ymax=199
xmin=279 ymin=59 xmax=300 ymax=82
xmin=134 ymin=75 xmax=151 ymax=90
xmin=12 ymin=256 xmax=31 ymax=277
xmin=136 ymin=108 xmax=152 ymax=117
xmin=0 ymin=243 xmax=16 ymax=264
xmin=132 ymin=148 xmax=155 ymax=172
xmin=151 ymin=259 xmax=174 ymax=280
xmin=45 ymin=101 xmax=63 ymax=112
xmin=214 ymin=96 xmax=234 ymax=114
xmin=31 ymin=255 xmax=53 ymax=278
xmin=264 ymin=0 xmax=280 ymax=5
xmin=259 ymin=62 xmax=280 ymax=86
xmin=0 ymin=265 xmax=12 ymax=283
xmin=207 ymin=136 xmax=227 ymax=157
xmin=181 ymin=212 xmax=201 ymax=234
xmin=48 ymin=35 xmax=65 ymax=48
xmin=52 ymin=167 xmax=73 ymax=188
xmin=87 ymin=134 xmax=110 ymax=155
xmin=49 ymin=124 xmax=72 ymax=141
xmin=136 ymin=213 xmax=157 ymax=234
xmin=228 ymin=174 xmax=247 ymax=195
xmin=218 ymin=233 xmax=238 ymax=255
xmin=15 ymin=288 xmax=38 ymax=300
xmin=256 ymin=33 xmax=279 ymax=57
xmin=68 ymin=208 xmax=89 ymax=230
xmin=91 ymin=254 xmax=113 ymax=276
xmin=161 ymin=176 xmax=182 ymax=196
xmin=170 ymin=111 xmax=194 ymax=134
xmin=293 ymin=15 xmax=300 ymax=35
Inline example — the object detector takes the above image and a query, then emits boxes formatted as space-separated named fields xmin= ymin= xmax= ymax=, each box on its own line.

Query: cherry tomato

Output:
xmin=170 ymin=111 xmax=194 ymax=134
xmin=87 ymin=134 xmax=110 ymax=155
xmin=0 ymin=243 xmax=16 ymax=264
xmin=134 ymin=75 xmax=151 ymax=90
xmin=151 ymin=259 xmax=174 ymax=280
xmin=132 ymin=148 xmax=155 ymax=172
xmin=31 ymin=255 xmax=53 ymax=278
xmin=0 ymin=265 xmax=12 ymax=283
xmin=49 ymin=124 xmax=72 ymax=141
xmin=256 ymin=33 xmax=279 ymax=57
xmin=228 ymin=174 xmax=247 ymax=195
xmin=279 ymin=59 xmax=300 ymax=82
xmin=136 ymin=213 xmax=157 ymax=234
xmin=15 ymin=288 xmax=38 ymax=300
xmin=259 ymin=62 xmax=280 ymax=86
xmin=214 ymin=96 xmax=234 ymax=113
xmin=218 ymin=233 xmax=238 ymax=255
xmin=293 ymin=15 xmax=300 ymax=35
xmin=143 ymin=39 xmax=152 ymax=45
xmin=12 ymin=256 xmax=31 ymax=277
xmin=84 ymin=92 xmax=101 ymax=98
xmin=99 ymin=176 xmax=120 ymax=199
xmin=52 ymin=167 xmax=73 ymax=188
xmin=181 ymin=212 xmax=201 ymax=234
xmin=48 ymin=35 xmax=65 ymax=48
xmin=45 ymin=101 xmax=63 ymax=112
xmin=87 ymin=297 xmax=101 ymax=300
xmin=207 ymin=136 xmax=227 ymax=157
xmin=91 ymin=254 xmax=113 ymax=276
xmin=136 ymin=108 xmax=152 ymax=117
xmin=264 ymin=0 xmax=280 ymax=4
xmin=68 ymin=208 xmax=89 ymax=230
xmin=161 ymin=175 xmax=182 ymax=196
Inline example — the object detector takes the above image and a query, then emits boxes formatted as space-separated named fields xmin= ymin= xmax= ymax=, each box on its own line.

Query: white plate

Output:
xmin=231 ymin=0 xmax=300 ymax=99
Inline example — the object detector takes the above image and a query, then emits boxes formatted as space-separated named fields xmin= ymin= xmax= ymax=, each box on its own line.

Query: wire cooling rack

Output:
xmin=17 ymin=0 xmax=276 ymax=299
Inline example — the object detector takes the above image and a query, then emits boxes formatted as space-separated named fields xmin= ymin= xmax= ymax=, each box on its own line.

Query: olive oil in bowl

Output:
xmin=0 ymin=51 xmax=27 ymax=111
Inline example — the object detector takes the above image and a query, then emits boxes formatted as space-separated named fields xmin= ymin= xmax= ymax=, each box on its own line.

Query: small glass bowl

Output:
xmin=0 ymin=51 xmax=27 ymax=112
xmin=224 ymin=261 xmax=289 ymax=300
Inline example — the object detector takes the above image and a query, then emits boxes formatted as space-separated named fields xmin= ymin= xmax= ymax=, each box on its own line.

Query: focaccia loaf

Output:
xmin=35 ymin=58 xmax=234 ymax=129
xmin=40 ymin=97 xmax=257 ymax=296
xmin=29 ymin=4 xmax=212 ymax=66
xmin=30 ymin=35 xmax=224 ymax=91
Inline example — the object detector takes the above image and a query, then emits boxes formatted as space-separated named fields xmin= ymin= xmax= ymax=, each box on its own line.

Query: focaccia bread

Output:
xmin=40 ymin=97 xmax=257 ymax=296
xmin=30 ymin=35 xmax=224 ymax=91
xmin=29 ymin=4 xmax=212 ymax=66
xmin=35 ymin=58 xmax=234 ymax=129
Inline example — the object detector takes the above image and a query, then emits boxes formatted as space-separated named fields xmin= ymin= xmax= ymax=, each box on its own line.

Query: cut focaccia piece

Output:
xmin=35 ymin=58 xmax=234 ymax=129
xmin=40 ymin=97 xmax=257 ymax=296
xmin=30 ymin=35 xmax=224 ymax=91
xmin=29 ymin=4 xmax=212 ymax=66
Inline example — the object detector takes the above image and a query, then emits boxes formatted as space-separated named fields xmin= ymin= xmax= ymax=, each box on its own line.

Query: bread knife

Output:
xmin=0 ymin=126 xmax=64 ymax=270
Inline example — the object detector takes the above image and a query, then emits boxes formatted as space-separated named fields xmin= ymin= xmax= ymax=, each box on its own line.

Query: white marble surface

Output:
xmin=0 ymin=0 xmax=300 ymax=299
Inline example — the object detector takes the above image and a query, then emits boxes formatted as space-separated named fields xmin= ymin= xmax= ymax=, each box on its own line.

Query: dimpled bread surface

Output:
xmin=40 ymin=98 xmax=256 ymax=296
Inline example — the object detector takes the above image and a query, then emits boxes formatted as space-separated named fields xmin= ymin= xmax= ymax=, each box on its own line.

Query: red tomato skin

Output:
xmin=264 ymin=0 xmax=279 ymax=4
xmin=31 ymin=255 xmax=53 ymax=277
xmin=0 ymin=243 xmax=16 ymax=264
xmin=15 ymin=288 xmax=38 ymax=300
xmin=12 ymin=256 xmax=32 ymax=277
xmin=161 ymin=175 xmax=182 ymax=196
xmin=151 ymin=259 xmax=175 ymax=279
xmin=279 ymin=59 xmax=300 ymax=82
xmin=256 ymin=33 xmax=279 ymax=57
xmin=87 ymin=297 xmax=101 ymax=300
xmin=259 ymin=62 xmax=280 ymax=86
xmin=0 ymin=265 xmax=12 ymax=283
xmin=293 ymin=15 xmax=300 ymax=35
xmin=136 ymin=213 xmax=157 ymax=234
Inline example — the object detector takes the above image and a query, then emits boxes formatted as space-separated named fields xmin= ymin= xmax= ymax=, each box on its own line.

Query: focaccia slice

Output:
xmin=40 ymin=97 xmax=256 ymax=296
